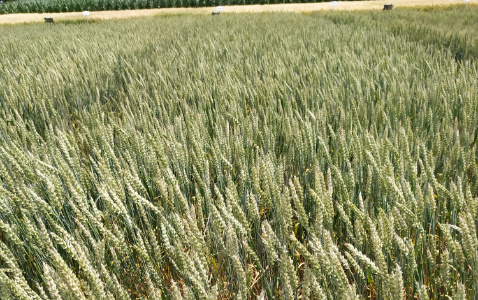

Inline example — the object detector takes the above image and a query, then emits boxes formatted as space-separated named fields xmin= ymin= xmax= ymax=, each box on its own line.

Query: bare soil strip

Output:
xmin=0 ymin=0 xmax=470 ymax=24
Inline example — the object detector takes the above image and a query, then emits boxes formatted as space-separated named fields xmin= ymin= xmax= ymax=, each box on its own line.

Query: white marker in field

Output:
xmin=216 ymin=6 xmax=223 ymax=12
xmin=83 ymin=11 xmax=90 ymax=23
xmin=331 ymin=1 xmax=338 ymax=9
xmin=464 ymin=0 xmax=469 ymax=5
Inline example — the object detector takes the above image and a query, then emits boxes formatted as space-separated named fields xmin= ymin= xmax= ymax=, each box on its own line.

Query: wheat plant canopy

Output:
xmin=0 ymin=7 xmax=477 ymax=300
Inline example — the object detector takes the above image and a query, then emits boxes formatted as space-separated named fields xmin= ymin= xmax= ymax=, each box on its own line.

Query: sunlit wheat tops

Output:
xmin=0 ymin=8 xmax=478 ymax=300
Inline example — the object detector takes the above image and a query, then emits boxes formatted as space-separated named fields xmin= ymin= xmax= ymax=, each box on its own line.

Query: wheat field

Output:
xmin=0 ymin=8 xmax=477 ymax=299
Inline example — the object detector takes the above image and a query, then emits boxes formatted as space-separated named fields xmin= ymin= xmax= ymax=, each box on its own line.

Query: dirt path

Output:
xmin=0 ymin=0 xmax=470 ymax=24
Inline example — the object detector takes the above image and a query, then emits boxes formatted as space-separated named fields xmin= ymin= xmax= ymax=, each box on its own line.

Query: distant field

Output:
xmin=0 ymin=0 xmax=474 ymax=17
xmin=0 ymin=6 xmax=477 ymax=300
xmin=0 ymin=0 xmax=369 ymax=15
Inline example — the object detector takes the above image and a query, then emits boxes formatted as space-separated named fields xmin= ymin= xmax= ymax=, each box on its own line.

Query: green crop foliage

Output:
xmin=0 ymin=8 xmax=477 ymax=299
xmin=0 ymin=0 xmax=349 ymax=14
